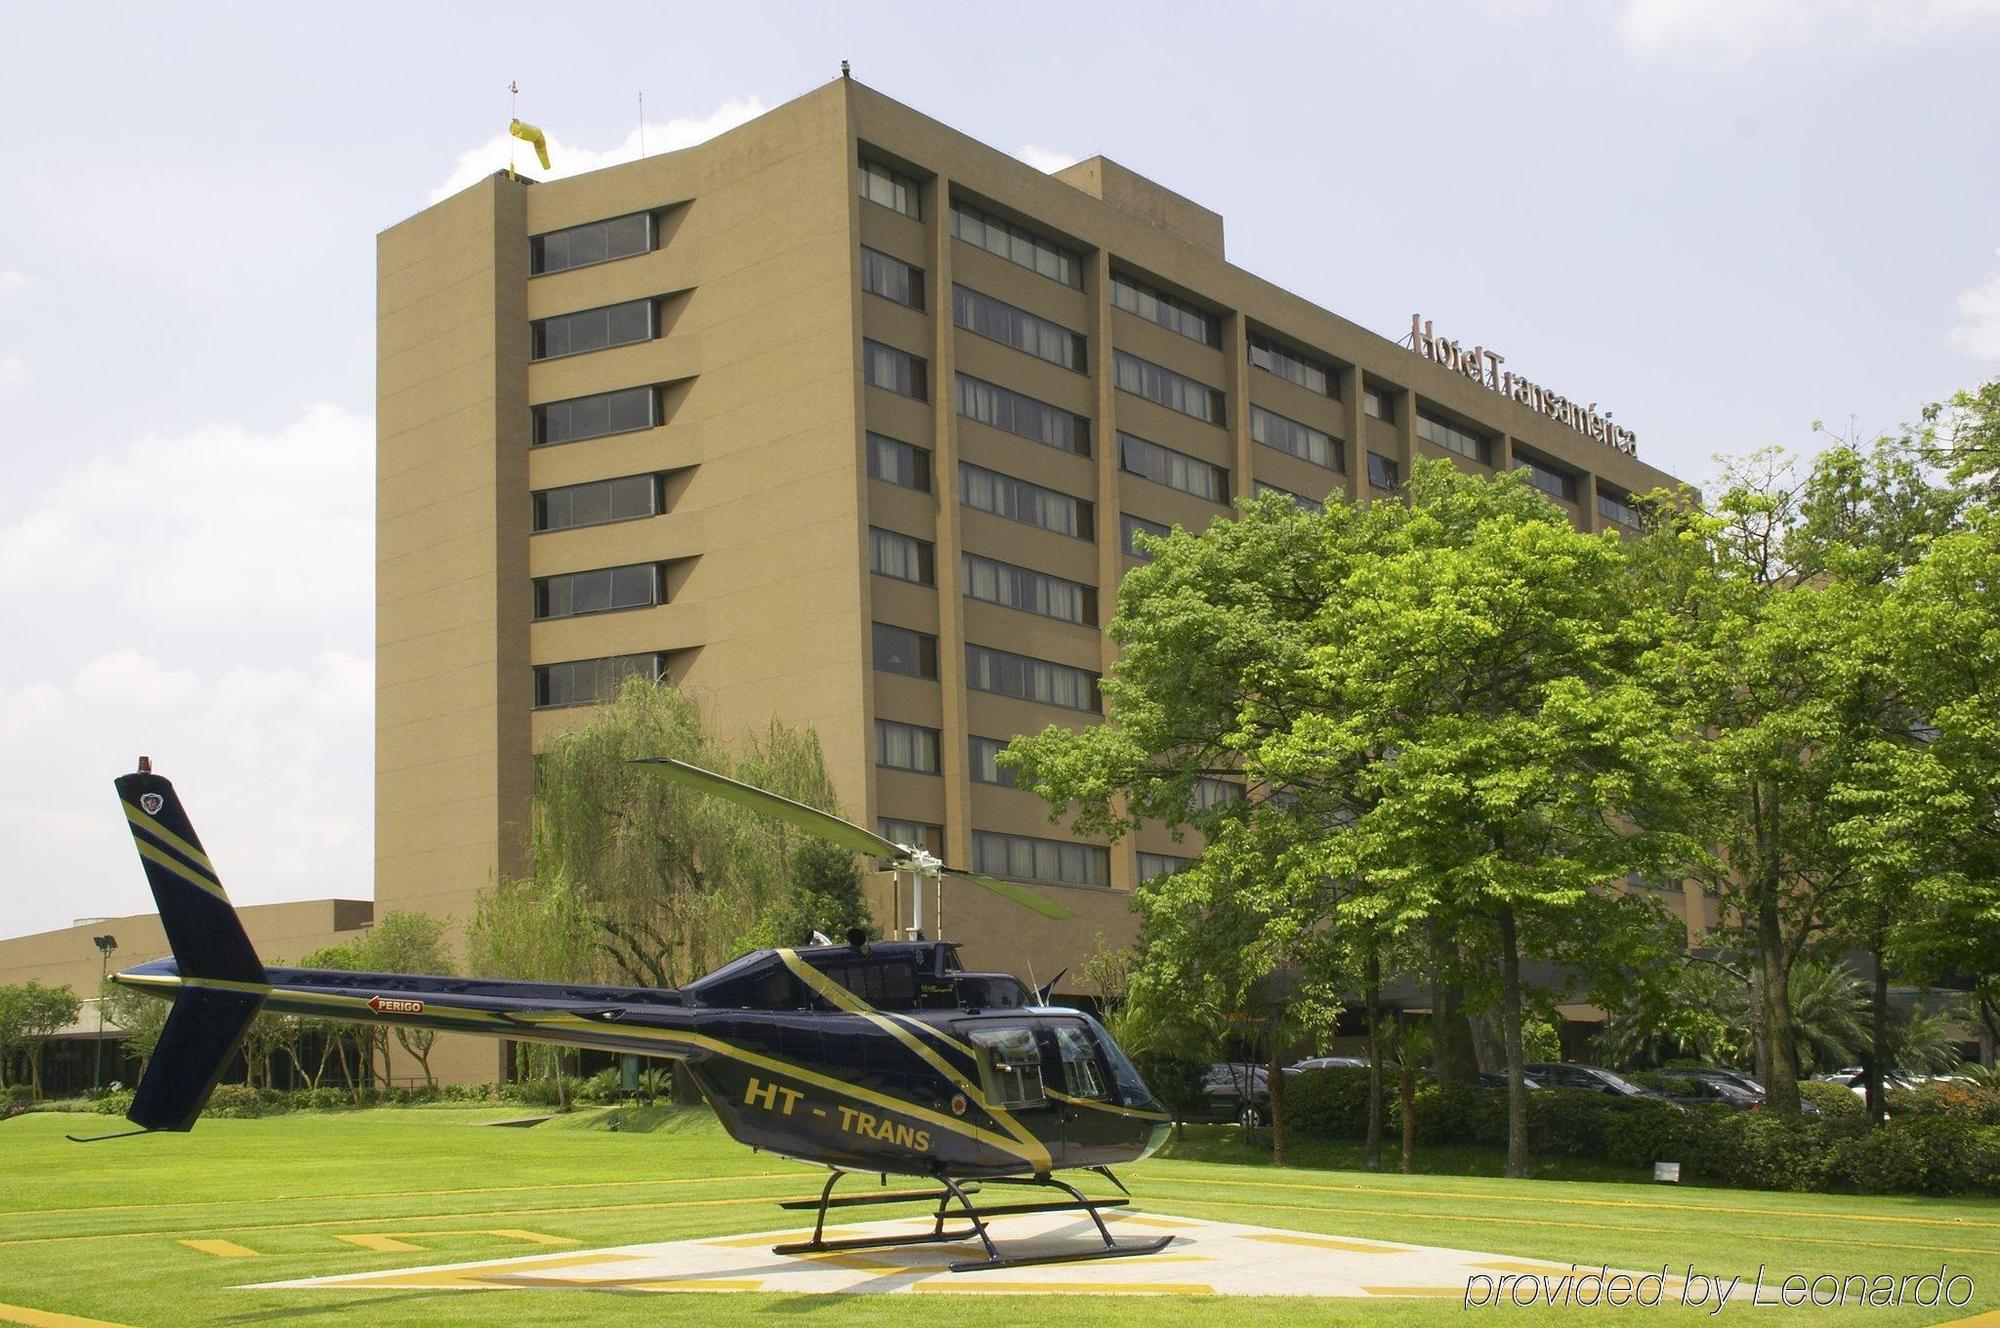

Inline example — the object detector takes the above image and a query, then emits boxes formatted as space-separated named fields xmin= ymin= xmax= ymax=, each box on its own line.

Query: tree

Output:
xmin=100 ymin=979 xmax=169 ymax=1081
xmin=1008 ymin=471 xmax=1692 ymax=1178
xmin=0 ymin=983 xmax=83 ymax=1099
xmin=355 ymin=912 xmax=456 ymax=1088
xmin=757 ymin=839 xmax=873 ymax=949
xmin=508 ymin=675 xmax=854 ymax=989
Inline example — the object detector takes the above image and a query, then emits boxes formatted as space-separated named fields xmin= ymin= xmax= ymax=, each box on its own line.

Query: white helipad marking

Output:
xmin=240 ymin=1211 xmax=1631 ymax=1297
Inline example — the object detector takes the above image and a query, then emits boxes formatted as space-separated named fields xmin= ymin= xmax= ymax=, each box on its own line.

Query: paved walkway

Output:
xmin=246 ymin=1210 xmax=1597 ymax=1298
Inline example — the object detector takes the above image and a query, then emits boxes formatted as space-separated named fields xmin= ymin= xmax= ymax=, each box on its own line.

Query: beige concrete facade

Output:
xmin=0 ymin=80 xmax=1700 ymax=1084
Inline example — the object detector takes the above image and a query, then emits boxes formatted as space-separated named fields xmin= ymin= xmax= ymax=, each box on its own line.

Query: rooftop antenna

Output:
xmin=841 ymin=59 xmax=851 ymax=79
xmin=508 ymin=81 xmax=518 ymax=180
xmin=505 ymin=82 xmax=550 ymax=181
xmin=638 ymin=92 xmax=647 ymax=157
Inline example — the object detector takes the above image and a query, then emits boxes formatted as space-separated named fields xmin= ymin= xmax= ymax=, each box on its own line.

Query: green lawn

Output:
xmin=2 ymin=1106 xmax=1996 ymax=1326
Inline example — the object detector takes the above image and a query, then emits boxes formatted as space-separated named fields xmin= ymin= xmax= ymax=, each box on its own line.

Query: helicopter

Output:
xmin=93 ymin=758 xmax=1176 ymax=1272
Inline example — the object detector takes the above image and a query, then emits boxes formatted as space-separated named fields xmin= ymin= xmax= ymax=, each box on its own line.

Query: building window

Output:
xmin=530 ymin=212 xmax=656 ymax=276
xmin=1248 ymin=333 xmax=1335 ymax=397
xmin=973 ymin=830 xmax=1109 ymax=887
xmin=1114 ymin=350 xmax=1225 ymax=425
xmin=962 ymin=552 xmax=1095 ymax=625
xmin=1191 ymin=777 xmax=1242 ymax=811
xmin=950 ymin=200 xmax=1081 ymax=288
xmin=1598 ymin=487 xmax=1642 ymax=528
xmin=1250 ymin=405 xmax=1342 ymax=471
xmin=1137 ymin=852 xmax=1190 ymax=881
xmin=1515 ymin=457 xmax=1579 ymax=503
xmin=533 ymin=386 xmax=658 ymax=446
xmin=860 ymin=246 xmax=925 ymax=310
xmin=956 ymin=373 xmax=1089 ymax=456
xmin=876 ymin=719 xmax=941 ymax=774
xmin=869 ymin=527 xmax=935 ymax=584
xmin=533 ymin=563 xmax=662 ymax=620
xmin=859 ymin=157 xmax=921 ymax=219
xmin=533 ymin=474 xmax=661 ymax=532
xmin=1119 ymin=432 xmax=1229 ymax=503
xmin=863 ymin=339 xmax=927 ymax=400
xmin=534 ymin=651 xmax=664 ymax=708
xmin=1110 ymin=272 xmax=1218 ymax=345
xmin=1254 ymin=481 xmax=1323 ymax=514
xmin=872 ymin=622 xmax=939 ymax=679
xmin=965 ymin=643 xmax=1099 ymax=712
xmin=867 ymin=433 xmax=931 ymax=492
xmin=1363 ymin=387 xmax=1394 ymax=423
xmin=953 ymin=285 xmax=1085 ymax=370
xmin=1367 ymin=452 xmax=1401 ymax=491
xmin=879 ymin=817 xmax=944 ymax=856
xmin=959 ymin=462 xmax=1091 ymax=539
xmin=968 ymin=735 xmax=1019 ymax=787
xmin=1121 ymin=513 xmax=1171 ymax=559
xmin=531 ymin=299 xmax=658 ymax=361
xmin=1416 ymin=412 xmax=1492 ymax=466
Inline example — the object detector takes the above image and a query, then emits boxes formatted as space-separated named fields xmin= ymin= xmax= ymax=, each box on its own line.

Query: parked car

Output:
xmin=1477 ymin=1070 xmax=1543 ymax=1091
xmin=1523 ymin=1062 xmax=1673 ymax=1103
xmin=1671 ymin=1066 xmax=1766 ymax=1096
xmin=1815 ymin=1067 xmax=1920 ymax=1099
xmin=1200 ymin=1062 xmax=1272 ymax=1128
xmin=1286 ymin=1056 xmax=1391 ymax=1075
xmin=1649 ymin=1073 xmax=1765 ymax=1110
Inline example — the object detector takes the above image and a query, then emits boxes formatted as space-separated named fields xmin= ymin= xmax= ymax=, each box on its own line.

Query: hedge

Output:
xmin=1282 ymin=1067 xmax=2000 ymax=1196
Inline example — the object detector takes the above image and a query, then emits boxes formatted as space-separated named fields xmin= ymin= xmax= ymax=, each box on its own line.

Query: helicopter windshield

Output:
xmin=1082 ymin=1014 xmax=1152 ymax=1103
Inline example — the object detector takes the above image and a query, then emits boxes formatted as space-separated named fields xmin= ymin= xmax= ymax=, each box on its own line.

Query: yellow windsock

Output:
xmin=510 ymin=118 xmax=551 ymax=171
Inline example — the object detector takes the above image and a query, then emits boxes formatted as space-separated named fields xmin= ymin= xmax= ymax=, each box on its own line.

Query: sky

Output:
xmin=2 ymin=0 xmax=1998 ymax=938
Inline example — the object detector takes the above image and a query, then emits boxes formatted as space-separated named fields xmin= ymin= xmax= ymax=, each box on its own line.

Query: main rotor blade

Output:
xmin=631 ymin=757 xmax=901 ymax=859
xmin=942 ymin=867 xmax=1073 ymax=920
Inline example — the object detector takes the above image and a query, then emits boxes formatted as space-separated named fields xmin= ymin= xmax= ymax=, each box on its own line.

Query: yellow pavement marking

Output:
xmin=1472 ymin=1260 xmax=1578 ymax=1273
xmin=486 ymin=1229 xmax=576 ymax=1246
xmin=1104 ymin=1213 xmax=1206 ymax=1230
xmin=1245 ymin=1233 xmax=1405 ymax=1254
xmin=0 ymin=1303 xmax=138 ymax=1328
xmin=336 ymin=1234 xmax=426 ymax=1252
xmin=1364 ymin=1286 xmax=1464 ymax=1298
xmin=1931 ymin=1312 xmax=2000 ymax=1327
xmin=623 ymin=1280 xmax=768 ymax=1292
xmin=178 ymin=1238 xmax=259 ymax=1258
xmin=910 ymin=1279 xmax=1215 ymax=1295
xmin=324 ymin=1251 xmax=643 ymax=1289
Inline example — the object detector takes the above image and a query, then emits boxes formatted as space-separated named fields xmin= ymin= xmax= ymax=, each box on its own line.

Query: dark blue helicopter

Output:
xmin=97 ymin=759 xmax=1175 ymax=1272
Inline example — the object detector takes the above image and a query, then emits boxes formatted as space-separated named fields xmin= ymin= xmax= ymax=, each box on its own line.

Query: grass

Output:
xmin=1 ymin=1106 xmax=1997 ymax=1326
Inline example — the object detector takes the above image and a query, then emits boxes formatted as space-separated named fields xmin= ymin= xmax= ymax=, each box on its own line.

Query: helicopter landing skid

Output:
xmin=774 ymin=1168 xmax=1174 ymax=1273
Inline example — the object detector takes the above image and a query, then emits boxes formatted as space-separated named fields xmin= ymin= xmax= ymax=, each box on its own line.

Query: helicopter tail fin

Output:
xmin=112 ymin=765 xmax=270 ymax=1132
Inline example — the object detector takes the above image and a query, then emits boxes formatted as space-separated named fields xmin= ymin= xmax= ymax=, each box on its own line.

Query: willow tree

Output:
xmin=474 ymin=675 xmax=849 ymax=991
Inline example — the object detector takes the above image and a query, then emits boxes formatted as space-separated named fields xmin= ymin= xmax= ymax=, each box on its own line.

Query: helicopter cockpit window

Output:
xmin=968 ymin=1027 xmax=1045 ymax=1107
xmin=1053 ymin=1022 xmax=1109 ymax=1099
xmin=818 ymin=960 xmax=918 ymax=1007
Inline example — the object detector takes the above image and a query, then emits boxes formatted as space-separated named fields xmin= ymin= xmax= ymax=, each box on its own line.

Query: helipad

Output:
xmin=246 ymin=1211 xmax=1607 ymax=1298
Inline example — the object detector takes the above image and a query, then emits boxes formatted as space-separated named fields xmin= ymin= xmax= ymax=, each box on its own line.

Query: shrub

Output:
xmin=1799 ymin=1080 xmax=1865 ymax=1121
xmin=305 ymin=1086 xmax=346 ymax=1110
xmin=94 ymin=1089 xmax=136 ymax=1116
xmin=1285 ymin=1067 xmax=1374 ymax=1139
xmin=1830 ymin=1117 xmax=1992 ymax=1196
xmin=1600 ymin=1100 xmax=1701 ymax=1169
xmin=441 ymin=1081 xmax=492 ymax=1103
xmin=1525 ymin=1088 xmax=1616 ymax=1157
xmin=1408 ymin=1083 xmax=1507 ymax=1146
xmin=2 ymin=1085 xmax=33 ymax=1107
xmin=1686 ymin=1110 xmax=1843 ymax=1191
xmin=1132 ymin=1050 xmax=1210 ymax=1131
xmin=576 ymin=1068 xmax=624 ymax=1105
xmin=203 ymin=1084 xmax=262 ymax=1118
xmin=1887 ymin=1080 xmax=2000 ymax=1125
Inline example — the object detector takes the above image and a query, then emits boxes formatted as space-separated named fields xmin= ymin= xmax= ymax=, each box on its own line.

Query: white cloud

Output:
xmin=1618 ymin=0 xmax=2000 ymax=61
xmin=0 ymin=269 xmax=29 ymax=293
xmin=0 ymin=402 xmax=374 ymax=936
xmin=1948 ymin=250 xmax=2000 ymax=360
xmin=0 ymin=402 xmax=372 ymax=621
xmin=1016 ymin=145 xmax=1080 ymax=174
xmin=428 ymin=96 xmax=769 ymax=203
xmin=0 ymin=649 xmax=373 ymax=939
xmin=0 ymin=356 xmax=23 ymax=387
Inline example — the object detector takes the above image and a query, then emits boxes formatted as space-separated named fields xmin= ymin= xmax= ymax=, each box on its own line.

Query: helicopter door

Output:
xmin=964 ymin=1022 xmax=1062 ymax=1163
xmin=1045 ymin=1017 xmax=1123 ymax=1160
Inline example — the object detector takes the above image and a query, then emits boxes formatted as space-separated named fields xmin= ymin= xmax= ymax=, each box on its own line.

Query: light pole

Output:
xmin=91 ymin=934 xmax=117 ymax=1092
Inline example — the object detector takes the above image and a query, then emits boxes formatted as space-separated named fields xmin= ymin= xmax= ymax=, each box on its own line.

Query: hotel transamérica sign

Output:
xmin=1411 ymin=316 xmax=1638 ymax=458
